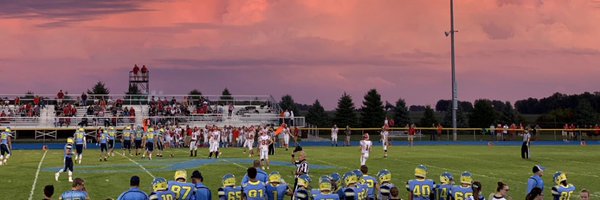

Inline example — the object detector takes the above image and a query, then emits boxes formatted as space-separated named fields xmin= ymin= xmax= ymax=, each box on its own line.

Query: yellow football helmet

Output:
xmin=222 ymin=174 xmax=236 ymax=187
xmin=553 ymin=171 xmax=567 ymax=185
xmin=415 ymin=164 xmax=428 ymax=178
xmin=148 ymin=128 xmax=154 ymax=132
xmin=319 ymin=176 xmax=333 ymax=192
xmin=152 ymin=177 xmax=168 ymax=192
xmin=269 ymin=171 xmax=282 ymax=183
xmin=174 ymin=170 xmax=187 ymax=181
xmin=78 ymin=128 xmax=84 ymax=132
xmin=460 ymin=171 xmax=473 ymax=185
xmin=4 ymin=128 xmax=11 ymax=132
xmin=67 ymin=137 xmax=74 ymax=144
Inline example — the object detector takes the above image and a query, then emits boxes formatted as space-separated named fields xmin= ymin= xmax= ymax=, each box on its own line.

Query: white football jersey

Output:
xmin=360 ymin=140 xmax=372 ymax=153
xmin=259 ymin=135 xmax=270 ymax=150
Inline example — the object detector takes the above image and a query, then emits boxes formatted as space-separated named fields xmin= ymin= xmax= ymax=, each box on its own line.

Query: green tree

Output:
xmin=188 ymin=89 xmax=203 ymax=105
xmin=393 ymin=98 xmax=411 ymax=127
xmin=306 ymin=99 xmax=330 ymax=127
xmin=469 ymin=99 xmax=497 ymax=128
xmin=360 ymin=89 xmax=386 ymax=128
xmin=419 ymin=106 xmax=438 ymax=127
xmin=87 ymin=81 xmax=110 ymax=99
xmin=442 ymin=104 xmax=468 ymax=128
xmin=279 ymin=95 xmax=299 ymax=115
xmin=575 ymin=99 xmax=597 ymax=126
xmin=333 ymin=92 xmax=358 ymax=128
xmin=220 ymin=88 xmax=233 ymax=104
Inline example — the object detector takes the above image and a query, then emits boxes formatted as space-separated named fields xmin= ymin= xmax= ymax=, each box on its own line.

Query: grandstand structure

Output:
xmin=0 ymin=93 xmax=305 ymax=140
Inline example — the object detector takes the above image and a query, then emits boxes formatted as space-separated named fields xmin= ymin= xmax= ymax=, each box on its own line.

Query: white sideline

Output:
xmin=28 ymin=150 xmax=48 ymax=200
xmin=222 ymin=159 xmax=246 ymax=169
xmin=120 ymin=154 xmax=156 ymax=179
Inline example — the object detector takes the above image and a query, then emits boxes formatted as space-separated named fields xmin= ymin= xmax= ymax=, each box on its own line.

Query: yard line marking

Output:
xmin=313 ymin=159 xmax=350 ymax=169
xmin=120 ymin=154 xmax=155 ymax=179
xmin=222 ymin=159 xmax=247 ymax=169
xmin=28 ymin=150 xmax=48 ymax=200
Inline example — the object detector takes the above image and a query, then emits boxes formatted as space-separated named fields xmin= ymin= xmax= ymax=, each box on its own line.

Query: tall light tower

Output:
xmin=447 ymin=0 xmax=458 ymax=141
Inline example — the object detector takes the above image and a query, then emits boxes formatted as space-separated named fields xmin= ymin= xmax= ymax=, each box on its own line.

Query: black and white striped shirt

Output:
xmin=295 ymin=159 xmax=309 ymax=177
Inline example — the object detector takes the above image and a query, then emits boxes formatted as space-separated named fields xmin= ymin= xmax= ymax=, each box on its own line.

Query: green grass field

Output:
xmin=1 ymin=145 xmax=599 ymax=199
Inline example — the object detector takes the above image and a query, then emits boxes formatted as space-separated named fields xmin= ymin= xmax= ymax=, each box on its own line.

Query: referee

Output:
xmin=521 ymin=129 xmax=531 ymax=159
xmin=291 ymin=146 xmax=308 ymax=200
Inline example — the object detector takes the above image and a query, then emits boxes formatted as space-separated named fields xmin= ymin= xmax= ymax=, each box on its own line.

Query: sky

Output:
xmin=1 ymin=0 xmax=600 ymax=109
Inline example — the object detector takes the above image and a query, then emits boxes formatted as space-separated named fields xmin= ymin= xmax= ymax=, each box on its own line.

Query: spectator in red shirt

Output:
xmin=57 ymin=90 xmax=64 ymax=105
xmin=408 ymin=123 xmax=416 ymax=147
xmin=34 ymin=96 xmax=40 ymax=106
xmin=133 ymin=64 xmax=140 ymax=80
xmin=141 ymin=65 xmax=148 ymax=81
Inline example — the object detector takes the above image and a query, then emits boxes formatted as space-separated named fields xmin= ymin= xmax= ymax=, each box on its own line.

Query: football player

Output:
xmin=354 ymin=169 xmax=369 ymax=200
xmin=107 ymin=126 xmax=116 ymax=157
xmin=381 ymin=127 xmax=390 ymax=158
xmin=168 ymin=170 xmax=195 ymax=200
xmin=190 ymin=127 xmax=200 ymax=157
xmin=449 ymin=172 xmax=476 ymax=200
xmin=259 ymin=130 xmax=273 ymax=170
xmin=293 ymin=174 xmax=311 ymax=200
xmin=436 ymin=172 xmax=454 ymax=200
xmin=339 ymin=172 xmax=360 ymax=200
xmin=218 ymin=174 xmax=242 ymax=200
xmin=73 ymin=128 xmax=87 ymax=164
xmin=156 ymin=128 xmax=165 ymax=157
xmin=134 ymin=125 xmax=144 ymax=156
xmin=378 ymin=169 xmax=395 ymax=200
xmin=150 ymin=177 xmax=176 ymax=200
xmin=209 ymin=127 xmax=221 ymax=159
xmin=359 ymin=133 xmax=372 ymax=166
xmin=143 ymin=128 xmax=157 ymax=160
xmin=551 ymin=171 xmax=576 ymax=200
xmin=360 ymin=165 xmax=378 ymax=200
xmin=243 ymin=167 xmax=268 ymax=200
xmin=122 ymin=125 xmax=133 ymax=156
xmin=331 ymin=173 xmax=342 ymax=195
xmin=407 ymin=164 xmax=435 ymax=200
xmin=0 ymin=128 xmax=12 ymax=165
xmin=244 ymin=127 xmax=256 ymax=157
xmin=266 ymin=171 xmax=292 ymax=200
xmin=314 ymin=176 xmax=340 ymax=200
xmin=98 ymin=129 xmax=109 ymax=161
xmin=55 ymin=138 xmax=75 ymax=182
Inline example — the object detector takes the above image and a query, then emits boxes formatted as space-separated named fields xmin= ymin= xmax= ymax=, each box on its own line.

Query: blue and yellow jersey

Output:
xmin=135 ymin=130 xmax=143 ymax=141
xmin=146 ymin=132 xmax=155 ymax=143
xmin=64 ymin=144 xmax=73 ymax=158
xmin=552 ymin=184 xmax=576 ymax=200
xmin=99 ymin=133 xmax=108 ymax=144
xmin=293 ymin=188 xmax=310 ymax=200
xmin=74 ymin=132 xmax=85 ymax=144
xmin=314 ymin=192 xmax=340 ymax=200
xmin=436 ymin=184 xmax=452 ymax=200
xmin=60 ymin=190 xmax=88 ymax=200
xmin=108 ymin=130 xmax=116 ymax=140
xmin=123 ymin=130 xmax=132 ymax=140
xmin=167 ymin=181 xmax=195 ymax=200
xmin=218 ymin=186 xmax=242 ymax=200
xmin=242 ymin=181 xmax=267 ymax=200
xmin=311 ymin=189 xmax=320 ymax=199
xmin=379 ymin=183 xmax=395 ymax=200
xmin=361 ymin=175 xmax=378 ymax=199
xmin=150 ymin=190 xmax=176 ymax=200
xmin=449 ymin=185 xmax=473 ymax=200
xmin=407 ymin=179 xmax=435 ymax=200
xmin=1 ymin=132 xmax=10 ymax=144
xmin=266 ymin=183 xmax=290 ymax=200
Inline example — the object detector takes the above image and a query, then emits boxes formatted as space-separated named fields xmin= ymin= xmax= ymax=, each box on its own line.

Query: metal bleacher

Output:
xmin=0 ymin=94 xmax=305 ymax=140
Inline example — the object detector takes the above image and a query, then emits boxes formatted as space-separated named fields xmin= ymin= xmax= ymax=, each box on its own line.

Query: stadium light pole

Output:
xmin=449 ymin=0 xmax=458 ymax=141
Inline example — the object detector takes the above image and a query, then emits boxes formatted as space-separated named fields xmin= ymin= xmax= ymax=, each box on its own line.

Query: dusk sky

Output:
xmin=2 ymin=0 xmax=600 ymax=109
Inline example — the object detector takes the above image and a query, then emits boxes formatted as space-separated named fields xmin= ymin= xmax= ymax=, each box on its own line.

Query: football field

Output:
xmin=1 ymin=145 xmax=599 ymax=199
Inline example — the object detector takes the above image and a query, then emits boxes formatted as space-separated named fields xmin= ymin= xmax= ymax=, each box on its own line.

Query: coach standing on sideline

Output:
xmin=521 ymin=129 xmax=531 ymax=159
xmin=291 ymin=146 xmax=308 ymax=200
xmin=526 ymin=165 xmax=545 ymax=194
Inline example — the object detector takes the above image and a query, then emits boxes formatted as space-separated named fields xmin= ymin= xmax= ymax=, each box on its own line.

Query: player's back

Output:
xmin=314 ymin=192 xmax=340 ymax=200
xmin=168 ymin=181 xmax=195 ymax=200
xmin=407 ymin=179 xmax=435 ymax=200
xmin=60 ymin=190 xmax=88 ymax=200
xmin=74 ymin=132 xmax=85 ymax=144
xmin=123 ymin=131 xmax=132 ymax=140
xmin=378 ymin=183 xmax=395 ymax=200
xmin=1 ymin=132 xmax=9 ymax=144
xmin=449 ymin=185 xmax=473 ymax=200
xmin=310 ymin=189 xmax=321 ymax=199
xmin=150 ymin=190 xmax=176 ymax=200
xmin=435 ymin=184 xmax=452 ymax=200
xmin=243 ymin=181 xmax=267 ymax=200
xmin=219 ymin=186 xmax=242 ymax=200
xmin=362 ymin=175 xmax=378 ymax=199
xmin=552 ymin=184 xmax=576 ymax=200
xmin=266 ymin=183 xmax=289 ymax=200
